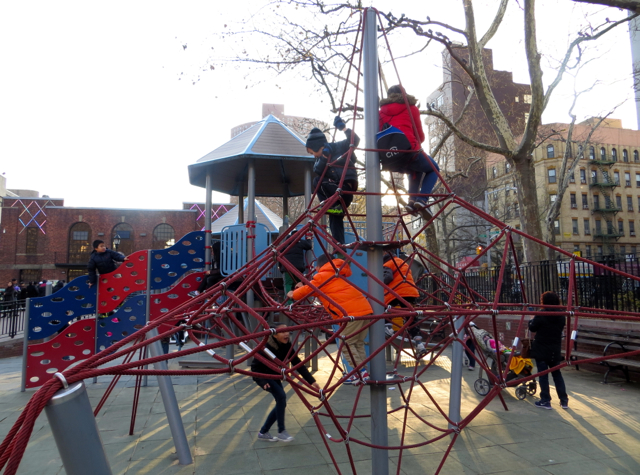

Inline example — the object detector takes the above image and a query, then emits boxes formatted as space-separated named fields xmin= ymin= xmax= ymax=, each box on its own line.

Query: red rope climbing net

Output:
xmin=3 ymin=8 xmax=640 ymax=475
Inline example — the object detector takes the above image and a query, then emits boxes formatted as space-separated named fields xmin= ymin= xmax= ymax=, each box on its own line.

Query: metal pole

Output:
xmin=93 ymin=275 xmax=100 ymax=385
xmin=238 ymin=189 xmax=245 ymax=224
xmin=363 ymin=8 xmax=388 ymax=475
xmin=45 ymin=281 xmax=52 ymax=296
xmin=143 ymin=249 xmax=152 ymax=387
xmin=45 ymin=381 xmax=112 ymax=475
xmin=246 ymin=158 xmax=256 ymax=313
xmin=205 ymin=173 xmax=213 ymax=272
xmin=146 ymin=327 xmax=193 ymax=465
xmin=484 ymin=189 xmax=492 ymax=269
xmin=20 ymin=298 xmax=30 ymax=392
xmin=448 ymin=315 xmax=465 ymax=427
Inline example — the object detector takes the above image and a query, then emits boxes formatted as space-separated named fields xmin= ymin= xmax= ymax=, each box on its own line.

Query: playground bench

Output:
xmin=569 ymin=325 xmax=640 ymax=384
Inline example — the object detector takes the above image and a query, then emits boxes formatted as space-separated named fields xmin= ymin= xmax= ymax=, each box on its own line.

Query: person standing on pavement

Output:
xmin=529 ymin=291 xmax=569 ymax=410
xmin=251 ymin=324 xmax=320 ymax=442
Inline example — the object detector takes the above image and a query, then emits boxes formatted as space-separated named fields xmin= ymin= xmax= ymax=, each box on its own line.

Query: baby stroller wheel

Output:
xmin=515 ymin=386 xmax=527 ymax=400
xmin=527 ymin=381 xmax=537 ymax=395
xmin=474 ymin=378 xmax=490 ymax=396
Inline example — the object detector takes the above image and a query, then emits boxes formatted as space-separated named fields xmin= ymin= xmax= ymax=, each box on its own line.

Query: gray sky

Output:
xmin=0 ymin=1 xmax=636 ymax=209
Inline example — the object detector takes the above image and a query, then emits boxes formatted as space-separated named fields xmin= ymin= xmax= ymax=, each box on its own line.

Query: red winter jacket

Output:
xmin=379 ymin=93 xmax=425 ymax=150
xmin=291 ymin=259 xmax=373 ymax=318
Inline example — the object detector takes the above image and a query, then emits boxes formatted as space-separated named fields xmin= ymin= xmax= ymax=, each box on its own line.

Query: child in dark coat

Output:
xmin=87 ymin=240 xmax=126 ymax=287
xmin=306 ymin=116 xmax=360 ymax=245
xmin=251 ymin=324 xmax=319 ymax=442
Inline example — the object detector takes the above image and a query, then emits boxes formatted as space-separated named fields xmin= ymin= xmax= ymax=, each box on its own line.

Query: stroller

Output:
xmin=470 ymin=326 xmax=537 ymax=400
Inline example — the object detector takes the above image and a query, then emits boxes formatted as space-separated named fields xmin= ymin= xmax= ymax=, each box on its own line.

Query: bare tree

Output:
xmin=206 ymin=0 xmax=637 ymax=263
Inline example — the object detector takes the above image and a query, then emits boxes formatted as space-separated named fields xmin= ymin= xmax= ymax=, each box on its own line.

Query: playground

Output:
xmin=3 ymin=7 xmax=640 ymax=475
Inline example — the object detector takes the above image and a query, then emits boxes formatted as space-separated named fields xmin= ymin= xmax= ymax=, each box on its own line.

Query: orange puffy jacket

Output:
xmin=384 ymin=257 xmax=420 ymax=305
xmin=291 ymin=259 xmax=373 ymax=318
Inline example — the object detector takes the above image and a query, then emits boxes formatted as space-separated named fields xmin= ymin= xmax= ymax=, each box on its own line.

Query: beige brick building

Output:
xmin=487 ymin=118 xmax=640 ymax=260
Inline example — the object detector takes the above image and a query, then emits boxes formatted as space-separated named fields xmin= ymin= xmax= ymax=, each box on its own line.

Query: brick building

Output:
xmin=487 ymin=118 xmax=640 ymax=259
xmin=0 ymin=189 xmax=233 ymax=284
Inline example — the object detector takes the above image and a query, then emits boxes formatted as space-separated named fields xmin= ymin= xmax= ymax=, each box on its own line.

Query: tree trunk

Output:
xmin=513 ymin=155 xmax=546 ymax=263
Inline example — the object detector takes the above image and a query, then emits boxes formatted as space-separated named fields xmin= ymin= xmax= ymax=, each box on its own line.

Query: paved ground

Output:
xmin=1 ymin=342 xmax=639 ymax=475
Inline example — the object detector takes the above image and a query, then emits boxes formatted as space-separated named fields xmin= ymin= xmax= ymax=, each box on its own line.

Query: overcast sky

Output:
xmin=0 ymin=1 xmax=636 ymax=210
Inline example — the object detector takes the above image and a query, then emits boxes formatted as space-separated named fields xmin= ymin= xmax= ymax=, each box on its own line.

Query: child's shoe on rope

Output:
xmin=343 ymin=373 xmax=359 ymax=385
xmin=413 ymin=201 xmax=433 ymax=222
xmin=404 ymin=201 xmax=418 ymax=216
xmin=360 ymin=369 xmax=370 ymax=382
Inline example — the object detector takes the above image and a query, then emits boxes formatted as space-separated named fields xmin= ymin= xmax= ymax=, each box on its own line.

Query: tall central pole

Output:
xmin=363 ymin=8 xmax=389 ymax=475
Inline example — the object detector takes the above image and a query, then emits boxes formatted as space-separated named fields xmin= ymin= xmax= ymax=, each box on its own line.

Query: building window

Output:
xmin=626 ymin=172 xmax=631 ymax=187
xmin=572 ymin=218 xmax=579 ymax=235
xmin=614 ymin=171 xmax=620 ymax=185
xmin=580 ymin=169 xmax=586 ymax=184
xmin=68 ymin=222 xmax=92 ymax=264
xmin=492 ymin=167 xmax=497 ymax=178
xmin=574 ymin=244 xmax=581 ymax=254
xmin=635 ymin=150 xmax=639 ymax=162
xmin=607 ymin=221 xmax=614 ymax=235
xmin=591 ymin=169 xmax=597 ymax=184
xmin=600 ymin=147 xmax=607 ymax=160
xmin=624 ymin=149 xmax=629 ymax=162
xmin=631 ymin=221 xmax=636 ymax=236
xmin=523 ymin=94 xmax=532 ymax=104
xmin=589 ymin=146 xmax=595 ymax=160
xmin=505 ymin=162 xmax=511 ymax=173
xmin=637 ymin=173 xmax=640 ymax=187
xmin=553 ymin=220 xmax=560 ymax=235
xmin=628 ymin=196 xmax=634 ymax=211
xmin=550 ymin=193 xmax=557 ymax=204
xmin=548 ymin=168 xmax=557 ymax=183
xmin=514 ymin=203 xmax=520 ymax=217
xmin=586 ymin=245 xmax=592 ymax=258
xmin=595 ymin=219 xmax=602 ymax=234
xmin=584 ymin=219 xmax=591 ymax=235
xmin=616 ymin=195 xmax=622 ymax=209
xmin=569 ymin=171 xmax=575 ymax=183
xmin=570 ymin=193 xmax=577 ymax=209
xmin=112 ymin=223 xmax=134 ymax=256
xmin=612 ymin=148 xmax=618 ymax=161
xmin=597 ymin=245 xmax=603 ymax=256
xmin=547 ymin=144 xmax=555 ymax=159
xmin=618 ymin=220 xmax=624 ymax=235
xmin=152 ymin=224 xmax=176 ymax=249
xmin=582 ymin=193 xmax=589 ymax=209
xmin=632 ymin=245 xmax=637 ymax=256
xmin=26 ymin=227 xmax=38 ymax=255
xmin=593 ymin=195 xmax=600 ymax=209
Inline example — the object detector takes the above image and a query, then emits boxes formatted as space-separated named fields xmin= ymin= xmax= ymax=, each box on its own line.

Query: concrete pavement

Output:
xmin=1 ymin=343 xmax=639 ymax=475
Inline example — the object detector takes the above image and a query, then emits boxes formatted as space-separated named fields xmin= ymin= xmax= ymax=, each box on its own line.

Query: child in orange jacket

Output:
xmin=288 ymin=254 xmax=372 ymax=383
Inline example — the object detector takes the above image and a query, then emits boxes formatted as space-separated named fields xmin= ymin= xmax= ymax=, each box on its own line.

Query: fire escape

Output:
xmin=589 ymin=148 xmax=621 ymax=249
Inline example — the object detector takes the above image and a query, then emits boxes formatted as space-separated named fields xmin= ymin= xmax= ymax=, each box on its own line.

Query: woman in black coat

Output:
xmin=251 ymin=325 xmax=319 ymax=442
xmin=529 ymin=291 xmax=569 ymax=410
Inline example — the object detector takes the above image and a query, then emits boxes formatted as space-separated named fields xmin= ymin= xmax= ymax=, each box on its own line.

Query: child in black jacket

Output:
xmin=251 ymin=324 xmax=319 ymax=442
xmin=306 ymin=116 xmax=359 ymax=245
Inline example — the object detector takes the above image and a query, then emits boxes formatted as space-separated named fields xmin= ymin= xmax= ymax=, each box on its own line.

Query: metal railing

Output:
xmin=423 ymin=257 xmax=640 ymax=314
xmin=0 ymin=300 xmax=25 ymax=339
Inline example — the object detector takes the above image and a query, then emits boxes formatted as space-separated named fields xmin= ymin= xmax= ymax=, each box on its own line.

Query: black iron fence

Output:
xmin=423 ymin=257 xmax=640 ymax=313
xmin=0 ymin=300 xmax=25 ymax=339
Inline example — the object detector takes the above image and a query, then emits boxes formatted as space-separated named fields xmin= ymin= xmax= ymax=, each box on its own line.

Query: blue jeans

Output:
xmin=260 ymin=380 xmax=287 ymax=434
xmin=536 ymin=359 xmax=568 ymax=404
xmin=406 ymin=152 xmax=439 ymax=203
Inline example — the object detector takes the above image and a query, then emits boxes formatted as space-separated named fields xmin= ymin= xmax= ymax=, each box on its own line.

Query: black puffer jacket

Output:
xmin=313 ymin=128 xmax=360 ymax=183
xmin=279 ymin=238 xmax=312 ymax=274
xmin=87 ymin=249 xmax=125 ymax=285
xmin=251 ymin=335 xmax=316 ymax=388
xmin=528 ymin=309 xmax=566 ymax=364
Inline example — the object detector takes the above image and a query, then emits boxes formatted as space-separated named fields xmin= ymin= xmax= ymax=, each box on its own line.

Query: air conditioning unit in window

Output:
xmin=631 ymin=231 xmax=636 ymax=236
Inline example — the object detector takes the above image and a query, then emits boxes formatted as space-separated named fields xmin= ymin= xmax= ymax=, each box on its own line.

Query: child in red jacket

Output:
xmin=288 ymin=254 xmax=372 ymax=383
xmin=379 ymin=85 xmax=440 ymax=221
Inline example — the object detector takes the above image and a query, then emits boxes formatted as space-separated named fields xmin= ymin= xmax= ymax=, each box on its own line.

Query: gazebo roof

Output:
xmin=188 ymin=115 xmax=315 ymax=197
xmin=211 ymin=198 xmax=283 ymax=233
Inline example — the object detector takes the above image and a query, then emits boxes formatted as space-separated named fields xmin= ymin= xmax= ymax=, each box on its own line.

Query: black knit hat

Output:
xmin=305 ymin=127 xmax=327 ymax=152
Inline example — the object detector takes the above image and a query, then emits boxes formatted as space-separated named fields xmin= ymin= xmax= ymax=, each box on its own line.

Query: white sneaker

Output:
xmin=385 ymin=326 xmax=395 ymax=338
xmin=277 ymin=430 xmax=294 ymax=442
